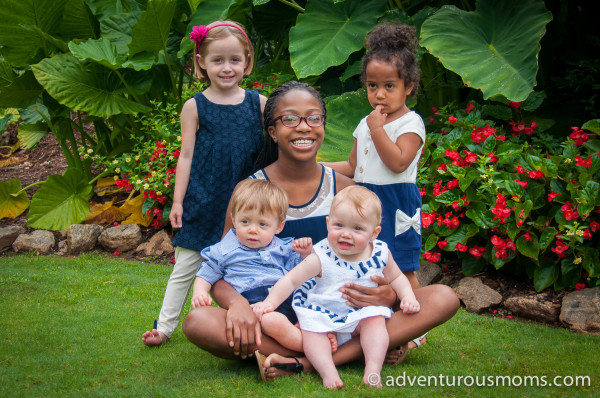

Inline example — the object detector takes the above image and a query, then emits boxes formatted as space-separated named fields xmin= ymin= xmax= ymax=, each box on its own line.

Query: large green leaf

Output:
xmin=18 ymin=123 xmax=49 ymax=149
xmin=319 ymin=89 xmax=372 ymax=162
xmin=31 ymin=54 xmax=150 ymax=118
xmin=69 ymin=38 xmax=126 ymax=70
xmin=0 ymin=70 xmax=44 ymax=108
xmin=101 ymin=12 xmax=142 ymax=55
xmin=0 ymin=0 xmax=69 ymax=66
xmin=0 ymin=179 xmax=30 ymax=220
xmin=128 ymin=0 xmax=177 ymax=57
xmin=420 ymin=0 xmax=552 ymax=101
xmin=533 ymin=263 xmax=559 ymax=292
xmin=59 ymin=0 xmax=98 ymax=39
xmin=0 ymin=60 xmax=16 ymax=89
xmin=289 ymin=0 xmax=387 ymax=78
xmin=27 ymin=168 xmax=93 ymax=230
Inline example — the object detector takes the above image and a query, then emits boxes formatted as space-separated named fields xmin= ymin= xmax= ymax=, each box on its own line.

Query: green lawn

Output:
xmin=0 ymin=253 xmax=598 ymax=397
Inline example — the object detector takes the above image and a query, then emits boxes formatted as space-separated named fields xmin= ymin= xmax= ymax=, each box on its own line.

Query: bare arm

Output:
xmin=367 ymin=106 xmax=422 ymax=174
xmin=383 ymin=254 xmax=419 ymax=314
xmin=252 ymin=254 xmax=321 ymax=320
xmin=322 ymin=140 xmax=358 ymax=178
xmin=169 ymin=98 xmax=198 ymax=228
xmin=191 ymin=277 xmax=213 ymax=308
xmin=212 ymin=278 xmax=261 ymax=358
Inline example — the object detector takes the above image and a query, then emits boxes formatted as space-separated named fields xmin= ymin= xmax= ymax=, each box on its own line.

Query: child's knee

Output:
xmin=260 ymin=312 xmax=290 ymax=331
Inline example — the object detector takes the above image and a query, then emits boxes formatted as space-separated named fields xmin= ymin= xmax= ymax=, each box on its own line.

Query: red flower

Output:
xmin=432 ymin=107 xmax=438 ymax=116
xmin=419 ymin=187 xmax=426 ymax=197
xmin=429 ymin=117 xmax=435 ymax=124
xmin=422 ymin=251 xmax=441 ymax=263
xmin=437 ymin=240 xmax=449 ymax=250
xmin=514 ymin=165 xmax=525 ymax=174
xmin=253 ymin=81 xmax=265 ymax=90
xmin=551 ymin=241 xmax=569 ymax=258
xmin=172 ymin=149 xmax=180 ymax=158
xmin=447 ymin=179 xmax=459 ymax=190
xmin=575 ymin=283 xmax=586 ymax=291
xmin=438 ymin=163 xmax=447 ymax=171
xmin=488 ymin=152 xmax=498 ymax=163
xmin=528 ymin=170 xmax=543 ymax=179
xmin=444 ymin=216 xmax=460 ymax=230
xmin=575 ymin=156 xmax=592 ymax=168
xmin=495 ymin=135 xmax=506 ymax=141
xmin=448 ymin=115 xmax=457 ymax=124
xmin=469 ymin=246 xmax=486 ymax=259
xmin=444 ymin=150 xmax=460 ymax=160
xmin=569 ymin=127 xmax=589 ymax=146
xmin=563 ymin=208 xmax=580 ymax=221
xmin=113 ymin=251 xmax=121 ymax=256
xmin=548 ymin=191 xmax=561 ymax=202
xmin=455 ymin=242 xmax=468 ymax=252
xmin=465 ymin=101 xmax=475 ymax=114
xmin=422 ymin=212 xmax=435 ymax=229
xmin=491 ymin=235 xmax=505 ymax=248
xmin=508 ymin=101 xmax=521 ymax=109
xmin=591 ymin=221 xmax=600 ymax=232
xmin=463 ymin=150 xmax=477 ymax=163
xmin=514 ymin=179 xmax=528 ymax=189
xmin=522 ymin=232 xmax=532 ymax=242
xmin=583 ymin=228 xmax=592 ymax=240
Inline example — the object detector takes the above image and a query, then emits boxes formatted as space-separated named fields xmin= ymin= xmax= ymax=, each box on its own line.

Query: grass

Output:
xmin=0 ymin=253 xmax=598 ymax=397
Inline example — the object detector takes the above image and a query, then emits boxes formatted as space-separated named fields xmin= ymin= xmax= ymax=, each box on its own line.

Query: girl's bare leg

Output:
xmin=302 ymin=330 xmax=344 ymax=389
xmin=260 ymin=312 xmax=303 ymax=352
xmin=355 ymin=316 xmax=388 ymax=387
xmin=332 ymin=284 xmax=459 ymax=366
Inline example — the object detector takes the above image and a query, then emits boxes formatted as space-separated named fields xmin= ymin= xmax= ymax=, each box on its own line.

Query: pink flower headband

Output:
xmin=189 ymin=23 xmax=250 ymax=51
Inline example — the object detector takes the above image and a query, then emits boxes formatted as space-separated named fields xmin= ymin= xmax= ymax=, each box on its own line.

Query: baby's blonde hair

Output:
xmin=192 ymin=20 xmax=254 ymax=83
xmin=230 ymin=179 xmax=288 ymax=223
xmin=331 ymin=185 xmax=382 ymax=226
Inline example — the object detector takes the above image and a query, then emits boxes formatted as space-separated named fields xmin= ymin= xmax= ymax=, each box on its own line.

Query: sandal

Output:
xmin=387 ymin=342 xmax=408 ymax=365
xmin=255 ymin=350 xmax=304 ymax=381
xmin=410 ymin=332 xmax=427 ymax=349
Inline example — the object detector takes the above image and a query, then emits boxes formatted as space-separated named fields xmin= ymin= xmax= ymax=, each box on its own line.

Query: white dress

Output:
xmin=292 ymin=238 xmax=392 ymax=337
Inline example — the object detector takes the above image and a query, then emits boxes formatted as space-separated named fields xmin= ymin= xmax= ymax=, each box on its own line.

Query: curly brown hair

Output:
xmin=360 ymin=23 xmax=420 ymax=95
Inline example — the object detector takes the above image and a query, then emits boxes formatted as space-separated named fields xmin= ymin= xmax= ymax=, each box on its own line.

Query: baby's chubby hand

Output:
xmin=293 ymin=237 xmax=313 ymax=258
xmin=366 ymin=105 xmax=387 ymax=131
xmin=191 ymin=291 xmax=212 ymax=309
xmin=400 ymin=295 xmax=420 ymax=314
xmin=250 ymin=301 xmax=274 ymax=321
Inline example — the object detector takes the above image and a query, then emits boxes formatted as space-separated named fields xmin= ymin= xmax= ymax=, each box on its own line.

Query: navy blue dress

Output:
xmin=172 ymin=89 xmax=263 ymax=251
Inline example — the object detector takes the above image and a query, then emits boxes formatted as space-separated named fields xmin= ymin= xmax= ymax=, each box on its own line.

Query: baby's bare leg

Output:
xmin=355 ymin=316 xmax=388 ymax=387
xmin=302 ymin=330 xmax=343 ymax=389
xmin=260 ymin=312 xmax=303 ymax=352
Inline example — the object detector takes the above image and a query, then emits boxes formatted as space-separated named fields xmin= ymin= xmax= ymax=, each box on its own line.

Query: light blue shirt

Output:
xmin=197 ymin=229 xmax=302 ymax=294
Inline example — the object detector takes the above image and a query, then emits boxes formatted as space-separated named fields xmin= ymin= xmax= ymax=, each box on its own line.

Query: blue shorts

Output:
xmin=241 ymin=285 xmax=297 ymax=324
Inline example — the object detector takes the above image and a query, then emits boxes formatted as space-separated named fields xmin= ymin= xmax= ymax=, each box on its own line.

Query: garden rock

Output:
xmin=135 ymin=230 xmax=174 ymax=256
xmin=560 ymin=288 xmax=600 ymax=334
xmin=454 ymin=277 xmax=502 ymax=313
xmin=12 ymin=230 xmax=55 ymax=253
xmin=504 ymin=293 xmax=561 ymax=323
xmin=0 ymin=130 xmax=10 ymax=146
xmin=416 ymin=261 xmax=441 ymax=287
xmin=57 ymin=240 xmax=68 ymax=256
xmin=98 ymin=224 xmax=142 ymax=252
xmin=68 ymin=224 xmax=103 ymax=254
xmin=0 ymin=226 xmax=25 ymax=251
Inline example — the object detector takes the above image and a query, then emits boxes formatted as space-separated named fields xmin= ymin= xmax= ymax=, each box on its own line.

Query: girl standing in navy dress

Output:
xmin=326 ymin=23 xmax=426 ymax=348
xmin=142 ymin=20 xmax=266 ymax=346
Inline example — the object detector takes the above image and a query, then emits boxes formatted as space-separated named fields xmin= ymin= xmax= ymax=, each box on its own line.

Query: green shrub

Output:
xmin=419 ymin=101 xmax=600 ymax=291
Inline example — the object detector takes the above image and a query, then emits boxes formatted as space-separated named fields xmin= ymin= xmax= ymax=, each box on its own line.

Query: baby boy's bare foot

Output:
xmin=142 ymin=329 xmax=168 ymax=346
xmin=327 ymin=333 xmax=338 ymax=352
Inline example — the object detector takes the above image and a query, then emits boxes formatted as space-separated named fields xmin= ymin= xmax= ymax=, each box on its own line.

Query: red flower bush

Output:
xmin=418 ymin=101 xmax=599 ymax=291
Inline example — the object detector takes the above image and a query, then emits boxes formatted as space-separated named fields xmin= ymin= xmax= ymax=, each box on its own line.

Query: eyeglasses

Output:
xmin=273 ymin=114 xmax=326 ymax=128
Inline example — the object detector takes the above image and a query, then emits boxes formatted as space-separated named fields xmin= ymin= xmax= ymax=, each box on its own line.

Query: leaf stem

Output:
xmin=15 ymin=180 xmax=45 ymax=195
xmin=277 ymin=0 xmax=304 ymax=13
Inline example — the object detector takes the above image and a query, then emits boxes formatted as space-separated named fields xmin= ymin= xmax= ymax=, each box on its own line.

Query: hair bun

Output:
xmin=365 ymin=23 xmax=417 ymax=55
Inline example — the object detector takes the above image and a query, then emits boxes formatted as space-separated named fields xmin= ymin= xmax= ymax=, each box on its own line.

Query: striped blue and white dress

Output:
xmin=292 ymin=238 xmax=392 ymax=337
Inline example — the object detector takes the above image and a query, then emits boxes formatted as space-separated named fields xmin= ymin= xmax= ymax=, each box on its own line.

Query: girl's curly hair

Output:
xmin=360 ymin=23 xmax=420 ymax=95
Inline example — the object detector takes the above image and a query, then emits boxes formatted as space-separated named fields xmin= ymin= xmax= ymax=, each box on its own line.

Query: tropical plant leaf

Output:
xmin=59 ymin=0 xmax=98 ymax=39
xmin=420 ymin=0 xmax=553 ymax=101
xmin=319 ymin=89 xmax=372 ymax=162
xmin=534 ymin=263 xmax=559 ymax=291
xmin=120 ymin=194 xmax=153 ymax=227
xmin=582 ymin=119 xmax=600 ymax=134
xmin=69 ymin=38 xmax=126 ymax=69
xmin=129 ymin=0 xmax=177 ymax=57
xmin=0 ymin=179 xmax=29 ymax=219
xmin=0 ymin=70 xmax=44 ymax=108
xmin=101 ymin=12 xmax=142 ymax=55
xmin=0 ymin=0 xmax=69 ymax=66
xmin=27 ymin=168 xmax=93 ymax=230
xmin=0 ymin=59 xmax=16 ymax=89
xmin=18 ymin=123 xmax=49 ymax=149
xmin=289 ymin=0 xmax=387 ymax=78
xmin=86 ymin=0 xmax=146 ymax=22
xmin=32 ymin=54 xmax=150 ymax=118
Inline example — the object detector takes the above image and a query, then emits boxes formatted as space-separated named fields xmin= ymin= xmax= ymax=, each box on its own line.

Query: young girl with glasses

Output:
xmin=142 ymin=20 xmax=266 ymax=347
